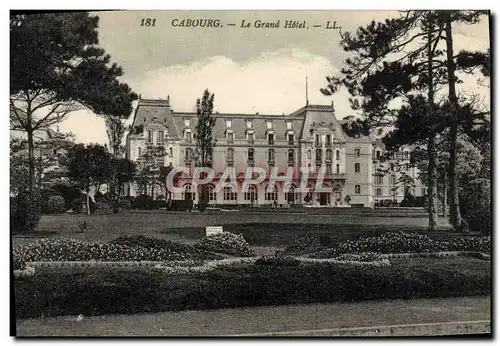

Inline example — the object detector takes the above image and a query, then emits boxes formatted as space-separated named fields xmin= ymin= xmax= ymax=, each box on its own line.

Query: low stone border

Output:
xmin=377 ymin=251 xmax=490 ymax=260
xmin=18 ymin=251 xmax=487 ymax=275
xmin=13 ymin=266 xmax=36 ymax=278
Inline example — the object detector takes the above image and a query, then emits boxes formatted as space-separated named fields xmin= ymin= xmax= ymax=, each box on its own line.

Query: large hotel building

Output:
xmin=126 ymin=96 xmax=426 ymax=207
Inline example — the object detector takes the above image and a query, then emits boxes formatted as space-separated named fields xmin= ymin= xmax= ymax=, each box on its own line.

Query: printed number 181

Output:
xmin=141 ymin=18 xmax=156 ymax=27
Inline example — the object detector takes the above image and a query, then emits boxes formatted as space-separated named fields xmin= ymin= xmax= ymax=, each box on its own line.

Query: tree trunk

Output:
xmin=443 ymin=174 xmax=448 ymax=218
xmin=427 ymin=136 xmax=439 ymax=230
xmin=26 ymin=128 xmax=36 ymax=192
xmin=86 ymin=187 xmax=91 ymax=215
xmin=444 ymin=16 xmax=463 ymax=231
xmin=426 ymin=14 xmax=439 ymax=231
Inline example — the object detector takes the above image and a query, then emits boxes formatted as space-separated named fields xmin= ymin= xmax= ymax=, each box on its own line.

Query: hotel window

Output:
xmin=315 ymin=149 xmax=322 ymax=162
xmin=326 ymin=134 xmax=332 ymax=147
xmin=336 ymin=164 xmax=340 ymax=174
xmin=185 ymin=147 xmax=193 ymax=161
xmin=138 ymin=147 xmax=142 ymax=156
xmin=226 ymin=119 xmax=232 ymax=128
xmin=307 ymin=150 xmax=311 ymax=160
xmin=376 ymin=188 xmax=382 ymax=196
xmin=223 ymin=186 xmax=237 ymax=201
xmin=207 ymin=184 xmax=216 ymax=201
xmin=186 ymin=131 xmax=192 ymax=143
xmin=146 ymin=130 xmax=153 ymax=144
xmin=390 ymin=175 xmax=396 ymax=184
xmin=375 ymin=175 xmax=384 ymax=184
xmin=316 ymin=164 xmax=321 ymax=172
xmin=421 ymin=188 xmax=427 ymax=195
xmin=405 ymin=163 xmax=410 ymax=170
xmin=268 ymin=148 xmax=275 ymax=163
xmin=376 ymin=150 xmax=381 ymax=159
xmin=248 ymin=148 xmax=255 ymax=163
xmin=326 ymin=164 xmax=332 ymax=174
xmin=227 ymin=132 xmax=234 ymax=143
xmin=268 ymin=133 xmax=275 ymax=145
xmin=355 ymin=149 xmax=360 ymax=157
xmin=286 ymin=121 xmax=292 ymax=130
xmin=355 ymin=185 xmax=361 ymax=194
xmin=265 ymin=184 xmax=278 ymax=201
xmin=169 ymin=147 xmax=173 ymax=156
xmin=226 ymin=148 xmax=234 ymax=162
xmin=157 ymin=130 xmax=164 ymax=144
xmin=287 ymin=133 xmax=294 ymax=144
xmin=247 ymin=120 xmax=253 ymax=129
xmin=315 ymin=134 xmax=321 ymax=147
xmin=326 ymin=149 xmax=333 ymax=161
xmin=184 ymin=119 xmax=191 ymax=127
xmin=266 ymin=121 xmax=273 ymax=130
xmin=336 ymin=150 xmax=340 ymax=160
xmin=247 ymin=132 xmax=255 ymax=144
xmin=404 ymin=151 xmax=409 ymax=160
xmin=288 ymin=149 xmax=295 ymax=163
xmin=355 ymin=163 xmax=360 ymax=173
xmin=245 ymin=185 xmax=257 ymax=201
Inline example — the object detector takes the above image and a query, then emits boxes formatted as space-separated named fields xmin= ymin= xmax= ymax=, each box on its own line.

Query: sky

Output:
xmin=54 ymin=10 xmax=491 ymax=144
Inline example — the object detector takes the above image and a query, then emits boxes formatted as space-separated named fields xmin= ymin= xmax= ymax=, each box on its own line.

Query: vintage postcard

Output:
xmin=10 ymin=10 xmax=491 ymax=337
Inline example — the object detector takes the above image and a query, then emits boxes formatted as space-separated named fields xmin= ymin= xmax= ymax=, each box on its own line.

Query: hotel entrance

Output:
xmin=319 ymin=192 xmax=330 ymax=206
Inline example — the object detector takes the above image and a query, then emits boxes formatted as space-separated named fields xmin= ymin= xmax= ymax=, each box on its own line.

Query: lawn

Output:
xmin=12 ymin=211 xmax=453 ymax=251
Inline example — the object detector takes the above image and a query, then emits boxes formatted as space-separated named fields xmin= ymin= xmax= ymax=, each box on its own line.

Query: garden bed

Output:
xmin=14 ymin=255 xmax=490 ymax=319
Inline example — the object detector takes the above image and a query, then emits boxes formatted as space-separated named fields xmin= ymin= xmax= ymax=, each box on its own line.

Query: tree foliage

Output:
xmin=194 ymin=89 xmax=216 ymax=212
xmin=10 ymin=12 xmax=137 ymax=191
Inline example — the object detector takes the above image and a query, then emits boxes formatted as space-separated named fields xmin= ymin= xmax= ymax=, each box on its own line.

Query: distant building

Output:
xmin=125 ymin=96 xmax=426 ymax=207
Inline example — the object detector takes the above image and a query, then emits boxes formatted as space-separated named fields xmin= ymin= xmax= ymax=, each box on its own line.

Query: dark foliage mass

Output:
xmin=15 ymin=258 xmax=490 ymax=318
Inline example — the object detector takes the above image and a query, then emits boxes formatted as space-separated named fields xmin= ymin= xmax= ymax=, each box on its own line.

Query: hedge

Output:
xmin=15 ymin=257 xmax=490 ymax=319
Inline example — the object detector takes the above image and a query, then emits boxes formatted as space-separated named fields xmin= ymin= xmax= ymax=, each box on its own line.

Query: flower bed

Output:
xmin=13 ymin=237 xmax=222 ymax=264
xmin=15 ymin=255 xmax=490 ymax=319
xmin=195 ymin=232 xmax=255 ymax=257
xmin=310 ymin=232 xmax=491 ymax=259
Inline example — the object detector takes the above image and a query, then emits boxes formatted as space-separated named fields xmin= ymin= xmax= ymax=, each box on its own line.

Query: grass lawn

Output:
xmin=13 ymin=211 xmax=454 ymax=251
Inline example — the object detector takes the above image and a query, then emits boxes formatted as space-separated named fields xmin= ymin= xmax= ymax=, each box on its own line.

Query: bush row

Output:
xmin=13 ymin=237 xmax=222 ymax=264
xmin=310 ymin=232 xmax=490 ymax=259
xmin=15 ymin=258 xmax=490 ymax=319
xmin=195 ymin=232 xmax=255 ymax=257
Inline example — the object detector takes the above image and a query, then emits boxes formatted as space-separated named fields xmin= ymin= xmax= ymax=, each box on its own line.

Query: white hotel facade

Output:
xmin=125 ymin=96 xmax=426 ymax=207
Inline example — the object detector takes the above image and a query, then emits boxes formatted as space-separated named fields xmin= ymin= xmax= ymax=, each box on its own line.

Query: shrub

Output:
xmin=255 ymin=256 xmax=301 ymax=267
xmin=133 ymin=194 xmax=154 ymax=210
xmin=168 ymin=200 xmax=193 ymax=211
xmin=94 ymin=201 xmax=112 ymax=214
xmin=281 ymin=234 xmax=335 ymax=256
xmin=11 ymin=191 xmax=42 ymax=233
xmin=196 ymin=232 xmax=255 ymax=257
xmin=71 ymin=198 xmax=83 ymax=214
xmin=109 ymin=235 xmax=221 ymax=260
xmin=47 ymin=195 xmax=66 ymax=214
xmin=49 ymin=183 xmax=81 ymax=209
xmin=12 ymin=256 xmax=26 ymax=271
xmin=311 ymin=231 xmax=491 ymax=258
xmin=118 ymin=199 xmax=132 ymax=210
xmin=13 ymin=237 xmax=221 ymax=263
xmin=460 ymin=178 xmax=491 ymax=235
